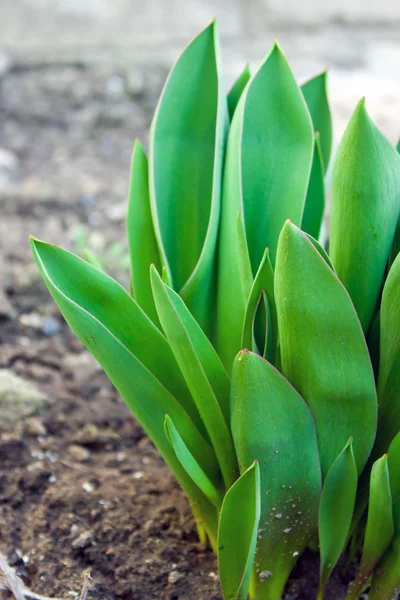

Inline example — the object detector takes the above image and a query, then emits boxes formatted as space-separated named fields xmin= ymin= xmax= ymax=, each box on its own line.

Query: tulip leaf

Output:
xmin=236 ymin=211 xmax=254 ymax=301
xmin=241 ymin=248 xmax=277 ymax=364
xmin=318 ymin=439 xmax=358 ymax=597
xmin=165 ymin=415 xmax=223 ymax=508
xmin=127 ymin=139 xmax=161 ymax=326
xmin=301 ymin=70 xmax=332 ymax=170
xmin=83 ymin=248 xmax=104 ymax=272
xmin=31 ymin=238 xmax=219 ymax=545
xmin=231 ymin=350 xmax=321 ymax=600
xmin=368 ymin=539 xmax=400 ymax=600
xmin=227 ymin=63 xmax=251 ymax=120
xmin=217 ymin=42 xmax=313 ymax=369
xmin=388 ymin=431 xmax=400 ymax=511
xmin=346 ymin=455 xmax=394 ymax=600
xmin=218 ymin=461 xmax=260 ymax=600
xmin=376 ymin=253 xmax=400 ymax=453
xmin=305 ymin=232 xmax=334 ymax=271
xmin=301 ymin=133 xmax=325 ymax=239
xmin=329 ymin=98 xmax=400 ymax=332
xmin=150 ymin=266 xmax=238 ymax=487
xmin=368 ymin=436 xmax=400 ymax=600
xmin=276 ymin=221 xmax=377 ymax=478
xmin=149 ymin=21 xmax=228 ymax=335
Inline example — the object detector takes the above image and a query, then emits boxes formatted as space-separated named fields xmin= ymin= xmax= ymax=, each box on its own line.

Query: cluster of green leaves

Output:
xmin=31 ymin=21 xmax=400 ymax=600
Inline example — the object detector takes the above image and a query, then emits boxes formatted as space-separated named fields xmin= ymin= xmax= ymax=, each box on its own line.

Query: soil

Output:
xmin=0 ymin=59 xmax=356 ymax=599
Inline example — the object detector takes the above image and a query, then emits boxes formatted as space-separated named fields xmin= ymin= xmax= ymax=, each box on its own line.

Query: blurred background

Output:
xmin=0 ymin=2 xmax=399 ymax=597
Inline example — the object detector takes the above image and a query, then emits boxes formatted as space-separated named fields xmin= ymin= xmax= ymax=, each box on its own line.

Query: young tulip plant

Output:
xmin=30 ymin=21 xmax=400 ymax=600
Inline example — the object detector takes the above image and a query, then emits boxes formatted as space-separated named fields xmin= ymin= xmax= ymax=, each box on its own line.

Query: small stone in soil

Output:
xmin=68 ymin=444 xmax=91 ymax=462
xmin=168 ymin=570 xmax=184 ymax=584
xmin=71 ymin=531 xmax=94 ymax=549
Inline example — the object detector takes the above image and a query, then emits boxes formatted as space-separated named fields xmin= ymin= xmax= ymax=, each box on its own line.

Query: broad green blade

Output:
xmin=388 ymin=432 xmax=400 ymax=511
xmin=241 ymin=249 xmax=278 ymax=364
xmin=165 ymin=415 xmax=223 ymax=508
xmin=227 ymin=63 xmax=251 ymax=120
xmin=151 ymin=265 xmax=231 ymax=423
xmin=376 ymin=254 xmax=400 ymax=453
xmin=83 ymin=248 xmax=104 ymax=272
xmin=367 ymin=310 xmax=380 ymax=379
xmin=218 ymin=461 xmax=261 ymax=600
xmin=231 ymin=350 xmax=321 ymax=600
xmin=127 ymin=139 xmax=161 ymax=326
xmin=368 ymin=538 xmax=400 ymax=600
xmin=149 ymin=21 xmax=228 ymax=335
xmin=31 ymin=238 xmax=219 ymax=545
xmin=346 ymin=455 xmax=394 ymax=600
xmin=151 ymin=267 xmax=238 ymax=488
xmin=31 ymin=238 xmax=205 ymax=432
xmin=318 ymin=439 xmax=358 ymax=597
xmin=276 ymin=221 xmax=377 ymax=478
xmin=329 ymin=98 xmax=400 ymax=332
xmin=236 ymin=211 xmax=254 ymax=300
xmin=301 ymin=133 xmax=325 ymax=239
xmin=397 ymin=138 xmax=400 ymax=153
xmin=305 ymin=232 xmax=334 ymax=270
xmin=301 ymin=70 xmax=332 ymax=170
xmin=217 ymin=42 xmax=313 ymax=370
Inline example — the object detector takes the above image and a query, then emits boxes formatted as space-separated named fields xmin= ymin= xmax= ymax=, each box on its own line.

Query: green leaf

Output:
xmin=217 ymin=42 xmax=313 ymax=369
xmin=126 ymin=139 xmax=161 ymax=326
xmin=231 ymin=350 xmax=321 ymax=600
xmin=301 ymin=133 xmax=325 ymax=239
xmin=329 ymin=98 xmax=400 ymax=332
xmin=165 ymin=415 xmax=223 ymax=508
xmin=301 ymin=70 xmax=332 ymax=170
xmin=346 ymin=455 xmax=394 ymax=600
xmin=227 ymin=63 xmax=251 ymax=120
xmin=149 ymin=21 xmax=228 ymax=335
xmin=218 ymin=461 xmax=261 ymax=600
xmin=365 ymin=433 xmax=400 ymax=600
xmin=376 ymin=254 xmax=400 ymax=453
xmin=241 ymin=248 xmax=278 ymax=364
xmin=236 ymin=211 xmax=254 ymax=301
xmin=150 ymin=266 xmax=238 ymax=487
xmin=368 ymin=538 xmax=400 ymax=600
xmin=31 ymin=238 xmax=219 ymax=545
xmin=388 ymin=432 xmax=400 ymax=511
xmin=305 ymin=232 xmax=334 ymax=271
xmin=318 ymin=439 xmax=358 ymax=597
xmin=276 ymin=221 xmax=377 ymax=478
xmin=83 ymin=248 xmax=104 ymax=272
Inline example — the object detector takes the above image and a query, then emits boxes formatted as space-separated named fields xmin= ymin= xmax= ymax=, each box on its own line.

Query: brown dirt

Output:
xmin=0 ymin=59 xmax=356 ymax=599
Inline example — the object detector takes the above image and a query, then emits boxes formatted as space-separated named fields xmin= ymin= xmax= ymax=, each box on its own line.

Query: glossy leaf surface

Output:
xmin=276 ymin=221 xmax=377 ymax=478
xmin=329 ymin=99 xmax=400 ymax=332
xmin=231 ymin=350 xmax=321 ymax=600
xmin=31 ymin=238 xmax=219 ymax=544
xmin=318 ymin=439 xmax=357 ymax=594
xmin=217 ymin=43 xmax=313 ymax=369
xmin=165 ymin=415 xmax=223 ymax=508
xmin=149 ymin=21 xmax=228 ymax=334
xmin=301 ymin=133 xmax=325 ymax=239
xmin=151 ymin=267 xmax=238 ymax=487
xmin=218 ymin=461 xmax=260 ymax=600
xmin=241 ymin=248 xmax=277 ymax=364
xmin=301 ymin=70 xmax=332 ymax=170
xmin=346 ymin=455 xmax=394 ymax=599
xmin=127 ymin=140 xmax=161 ymax=326
xmin=227 ymin=63 xmax=250 ymax=120
xmin=376 ymin=254 xmax=400 ymax=452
